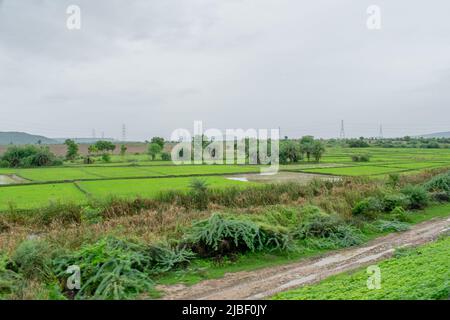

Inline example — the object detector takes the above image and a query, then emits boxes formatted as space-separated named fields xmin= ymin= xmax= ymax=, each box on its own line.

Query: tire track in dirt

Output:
xmin=158 ymin=217 xmax=450 ymax=300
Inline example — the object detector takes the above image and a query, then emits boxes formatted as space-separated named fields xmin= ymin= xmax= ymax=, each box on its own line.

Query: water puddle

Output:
xmin=226 ymin=177 xmax=249 ymax=182
xmin=0 ymin=175 xmax=16 ymax=185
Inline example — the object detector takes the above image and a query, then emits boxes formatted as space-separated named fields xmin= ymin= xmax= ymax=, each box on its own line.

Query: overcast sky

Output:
xmin=1 ymin=0 xmax=450 ymax=140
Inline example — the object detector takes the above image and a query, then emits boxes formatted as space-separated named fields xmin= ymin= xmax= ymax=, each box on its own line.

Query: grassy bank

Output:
xmin=272 ymin=235 xmax=450 ymax=300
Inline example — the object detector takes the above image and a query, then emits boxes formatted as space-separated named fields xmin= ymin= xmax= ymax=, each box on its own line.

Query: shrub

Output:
xmin=185 ymin=214 xmax=263 ymax=256
xmin=161 ymin=152 xmax=171 ymax=161
xmin=372 ymin=220 xmax=410 ymax=232
xmin=352 ymin=197 xmax=383 ymax=216
xmin=351 ymin=154 xmax=370 ymax=162
xmin=295 ymin=206 xmax=364 ymax=248
xmin=11 ymin=240 xmax=55 ymax=280
xmin=431 ymin=191 xmax=450 ymax=203
xmin=401 ymin=185 xmax=429 ymax=209
xmin=387 ymin=173 xmax=400 ymax=188
xmin=147 ymin=245 xmax=195 ymax=274
xmin=423 ymin=172 xmax=450 ymax=192
xmin=189 ymin=178 xmax=209 ymax=210
xmin=382 ymin=194 xmax=410 ymax=212
xmin=54 ymin=237 xmax=154 ymax=300
xmin=0 ymin=253 xmax=23 ymax=297
xmin=1 ymin=145 xmax=61 ymax=168
xmin=101 ymin=153 xmax=111 ymax=163
xmin=390 ymin=206 xmax=411 ymax=222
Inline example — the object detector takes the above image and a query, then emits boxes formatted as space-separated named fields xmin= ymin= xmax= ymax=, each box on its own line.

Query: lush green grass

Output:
xmin=0 ymin=183 xmax=87 ymax=210
xmin=0 ymin=176 xmax=254 ymax=210
xmin=272 ymin=236 xmax=450 ymax=300
xmin=0 ymin=165 xmax=261 ymax=182
xmin=300 ymin=165 xmax=406 ymax=176
xmin=78 ymin=176 xmax=255 ymax=199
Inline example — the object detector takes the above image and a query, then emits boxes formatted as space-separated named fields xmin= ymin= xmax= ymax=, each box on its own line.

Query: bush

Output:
xmin=161 ymin=152 xmax=171 ymax=161
xmin=351 ymin=154 xmax=370 ymax=162
xmin=401 ymin=185 xmax=429 ymax=209
xmin=101 ymin=153 xmax=111 ymax=163
xmin=189 ymin=178 xmax=209 ymax=210
xmin=423 ymin=172 xmax=450 ymax=192
xmin=382 ymin=194 xmax=410 ymax=212
xmin=295 ymin=206 xmax=364 ymax=248
xmin=0 ymin=253 xmax=22 ymax=297
xmin=1 ymin=145 xmax=61 ymax=168
xmin=431 ymin=191 xmax=450 ymax=203
xmin=11 ymin=240 xmax=55 ymax=280
xmin=352 ymin=197 xmax=383 ymax=216
xmin=390 ymin=206 xmax=411 ymax=222
xmin=147 ymin=245 xmax=195 ymax=274
xmin=54 ymin=237 xmax=154 ymax=300
xmin=372 ymin=220 xmax=410 ymax=232
xmin=185 ymin=214 xmax=263 ymax=256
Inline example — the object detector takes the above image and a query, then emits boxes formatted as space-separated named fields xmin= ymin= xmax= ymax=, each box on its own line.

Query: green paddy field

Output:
xmin=1 ymin=147 xmax=449 ymax=210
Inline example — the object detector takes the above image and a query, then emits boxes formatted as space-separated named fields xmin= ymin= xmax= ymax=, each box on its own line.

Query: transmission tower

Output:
xmin=379 ymin=124 xmax=384 ymax=139
xmin=339 ymin=120 xmax=346 ymax=139
xmin=92 ymin=129 xmax=96 ymax=139
xmin=122 ymin=124 xmax=127 ymax=142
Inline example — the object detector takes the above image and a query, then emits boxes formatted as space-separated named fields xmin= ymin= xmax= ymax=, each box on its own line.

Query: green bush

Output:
xmin=54 ymin=237 xmax=154 ymax=300
xmin=401 ymin=185 xmax=429 ymax=209
xmin=189 ymin=178 xmax=209 ymax=210
xmin=352 ymin=197 xmax=383 ymax=216
xmin=295 ymin=206 xmax=364 ymax=248
xmin=382 ymin=194 xmax=410 ymax=212
xmin=351 ymin=154 xmax=370 ymax=162
xmin=372 ymin=220 xmax=410 ymax=232
xmin=185 ymin=214 xmax=263 ymax=255
xmin=390 ymin=206 xmax=411 ymax=222
xmin=161 ymin=152 xmax=171 ymax=161
xmin=101 ymin=153 xmax=111 ymax=163
xmin=1 ymin=145 xmax=62 ymax=168
xmin=423 ymin=172 xmax=450 ymax=192
xmin=11 ymin=240 xmax=55 ymax=280
xmin=431 ymin=191 xmax=450 ymax=203
xmin=0 ymin=253 xmax=23 ymax=297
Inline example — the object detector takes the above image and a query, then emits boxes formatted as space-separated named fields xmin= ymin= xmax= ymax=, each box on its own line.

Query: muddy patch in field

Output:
xmin=226 ymin=172 xmax=339 ymax=184
xmin=0 ymin=174 xmax=27 ymax=185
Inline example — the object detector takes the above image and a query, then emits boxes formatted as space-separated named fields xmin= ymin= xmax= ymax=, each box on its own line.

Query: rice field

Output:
xmin=1 ymin=147 xmax=450 ymax=210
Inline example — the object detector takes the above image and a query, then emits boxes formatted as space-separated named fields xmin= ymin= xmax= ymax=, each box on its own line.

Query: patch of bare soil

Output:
xmin=158 ymin=217 xmax=450 ymax=300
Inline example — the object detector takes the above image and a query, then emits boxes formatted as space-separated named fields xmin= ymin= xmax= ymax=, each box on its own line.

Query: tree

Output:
xmin=64 ymin=139 xmax=79 ymax=160
xmin=311 ymin=140 xmax=326 ymax=162
xmin=88 ymin=145 xmax=98 ymax=155
xmin=150 ymin=137 xmax=165 ymax=149
xmin=120 ymin=144 xmax=127 ymax=156
xmin=279 ymin=141 xmax=301 ymax=164
xmin=94 ymin=141 xmax=116 ymax=153
xmin=148 ymin=143 xmax=162 ymax=160
xmin=300 ymin=136 xmax=314 ymax=161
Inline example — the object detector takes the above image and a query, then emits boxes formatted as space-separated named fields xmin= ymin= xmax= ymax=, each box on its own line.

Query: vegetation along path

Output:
xmin=159 ymin=216 xmax=450 ymax=300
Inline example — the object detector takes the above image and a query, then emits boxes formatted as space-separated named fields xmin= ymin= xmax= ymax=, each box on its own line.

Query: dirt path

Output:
xmin=159 ymin=217 xmax=450 ymax=300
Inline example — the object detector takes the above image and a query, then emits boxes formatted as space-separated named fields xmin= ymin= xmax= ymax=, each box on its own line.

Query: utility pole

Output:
xmin=339 ymin=120 xmax=346 ymax=139
xmin=122 ymin=124 xmax=127 ymax=142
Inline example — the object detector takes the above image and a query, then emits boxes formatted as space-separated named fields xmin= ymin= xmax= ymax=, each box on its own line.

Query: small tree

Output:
xmin=150 ymin=137 xmax=165 ymax=149
xmin=311 ymin=140 xmax=326 ymax=162
xmin=64 ymin=139 xmax=79 ymax=160
xmin=300 ymin=136 xmax=314 ymax=161
xmin=148 ymin=143 xmax=162 ymax=160
xmin=120 ymin=144 xmax=127 ymax=157
xmin=279 ymin=141 xmax=301 ymax=164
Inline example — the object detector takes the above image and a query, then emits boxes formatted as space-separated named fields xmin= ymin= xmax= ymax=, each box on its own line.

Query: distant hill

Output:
xmin=419 ymin=131 xmax=450 ymax=138
xmin=0 ymin=132 xmax=57 ymax=145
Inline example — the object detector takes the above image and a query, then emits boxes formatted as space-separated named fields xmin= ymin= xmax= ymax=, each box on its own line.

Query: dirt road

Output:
xmin=159 ymin=217 xmax=450 ymax=300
